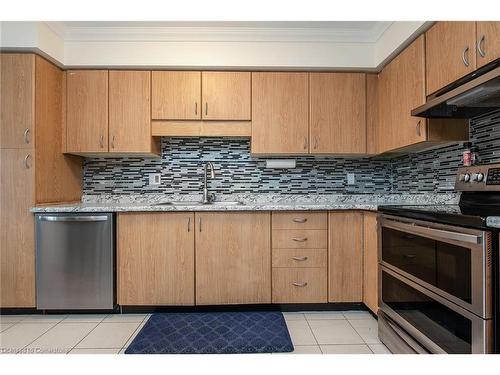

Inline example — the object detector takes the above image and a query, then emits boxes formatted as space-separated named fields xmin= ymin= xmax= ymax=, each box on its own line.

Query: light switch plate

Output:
xmin=149 ymin=173 xmax=161 ymax=186
xmin=347 ymin=173 xmax=355 ymax=185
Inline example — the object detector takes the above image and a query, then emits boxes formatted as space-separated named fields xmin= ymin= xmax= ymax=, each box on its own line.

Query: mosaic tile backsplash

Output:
xmin=83 ymin=110 xmax=500 ymax=195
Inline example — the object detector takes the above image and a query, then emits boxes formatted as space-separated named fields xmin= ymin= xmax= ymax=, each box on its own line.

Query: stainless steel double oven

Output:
xmin=378 ymin=215 xmax=494 ymax=354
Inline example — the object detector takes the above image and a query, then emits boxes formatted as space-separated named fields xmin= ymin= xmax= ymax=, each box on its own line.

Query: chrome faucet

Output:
xmin=202 ymin=162 xmax=216 ymax=204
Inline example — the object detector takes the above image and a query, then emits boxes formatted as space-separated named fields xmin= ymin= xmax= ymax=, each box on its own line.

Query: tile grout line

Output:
xmin=303 ymin=315 xmax=321 ymax=347
xmin=120 ymin=315 xmax=149 ymax=353
xmin=344 ymin=317 xmax=370 ymax=347
xmin=18 ymin=316 xmax=67 ymax=354
xmin=67 ymin=318 xmax=109 ymax=353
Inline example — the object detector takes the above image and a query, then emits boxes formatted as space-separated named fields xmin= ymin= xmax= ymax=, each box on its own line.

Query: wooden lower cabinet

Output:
xmin=328 ymin=211 xmax=363 ymax=302
xmin=363 ymin=212 xmax=379 ymax=314
xmin=117 ymin=212 xmax=195 ymax=305
xmin=272 ymin=268 xmax=327 ymax=303
xmin=195 ymin=212 xmax=271 ymax=305
xmin=0 ymin=149 xmax=35 ymax=307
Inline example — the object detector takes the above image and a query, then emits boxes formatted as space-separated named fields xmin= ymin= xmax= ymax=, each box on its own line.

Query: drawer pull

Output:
xmin=292 ymin=218 xmax=307 ymax=223
xmin=292 ymin=237 xmax=308 ymax=242
xmin=292 ymin=282 xmax=308 ymax=287
xmin=292 ymin=256 xmax=308 ymax=261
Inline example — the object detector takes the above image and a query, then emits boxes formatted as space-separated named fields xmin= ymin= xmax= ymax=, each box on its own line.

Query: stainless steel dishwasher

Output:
xmin=35 ymin=213 xmax=114 ymax=310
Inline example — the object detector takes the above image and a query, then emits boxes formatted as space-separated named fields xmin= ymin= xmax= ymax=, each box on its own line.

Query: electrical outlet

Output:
xmin=347 ymin=173 xmax=355 ymax=185
xmin=148 ymin=173 xmax=161 ymax=186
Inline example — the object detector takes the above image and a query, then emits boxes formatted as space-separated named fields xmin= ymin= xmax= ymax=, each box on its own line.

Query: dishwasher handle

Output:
xmin=38 ymin=215 xmax=109 ymax=222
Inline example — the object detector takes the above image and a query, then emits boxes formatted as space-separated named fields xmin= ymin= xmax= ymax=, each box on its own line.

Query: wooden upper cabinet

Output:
xmin=366 ymin=74 xmax=379 ymax=154
xmin=201 ymin=72 xmax=251 ymax=120
xmin=35 ymin=57 xmax=82 ymax=204
xmin=0 ymin=54 xmax=35 ymax=149
xmin=310 ymin=73 xmax=366 ymax=154
xmin=109 ymin=71 xmax=155 ymax=153
xmin=378 ymin=35 xmax=426 ymax=153
xmin=195 ymin=212 xmax=271 ymax=305
xmin=66 ymin=70 xmax=109 ymax=153
xmin=118 ymin=212 xmax=195 ymax=306
xmin=251 ymin=72 xmax=309 ymax=154
xmin=152 ymin=71 xmax=201 ymax=120
xmin=426 ymin=22 xmax=477 ymax=95
xmin=328 ymin=211 xmax=363 ymax=303
xmin=476 ymin=22 xmax=500 ymax=68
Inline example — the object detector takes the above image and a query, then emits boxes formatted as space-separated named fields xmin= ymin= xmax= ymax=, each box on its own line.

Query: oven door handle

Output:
xmin=382 ymin=220 xmax=482 ymax=245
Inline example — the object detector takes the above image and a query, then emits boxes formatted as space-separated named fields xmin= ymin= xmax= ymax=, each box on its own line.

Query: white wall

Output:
xmin=1 ymin=21 xmax=428 ymax=70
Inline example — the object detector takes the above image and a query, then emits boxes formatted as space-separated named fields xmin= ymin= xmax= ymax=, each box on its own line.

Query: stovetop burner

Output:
xmin=377 ymin=204 xmax=488 ymax=229
xmin=379 ymin=163 xmax=500 ymax=229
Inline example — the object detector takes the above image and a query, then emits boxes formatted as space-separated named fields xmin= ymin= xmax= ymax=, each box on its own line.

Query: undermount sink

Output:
xmin=153 ymin=201 xmax=244 ymax=206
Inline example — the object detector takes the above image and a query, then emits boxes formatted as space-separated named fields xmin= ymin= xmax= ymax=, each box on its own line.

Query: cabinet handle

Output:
xmin=187 ymin=217 xmax=191 ymax=232
xmin=111 ymin=135 xmax=115 ymax=149
xmin=198 ymin=217 xmax=202 ymax=232
xmin=99 ymin=135 xmax=104 ymax=149
xmin=195 ymin=102 xmax=198 ymax=115
xmin=23 ymin=128 xmax=31 ymax=144
xmin=292 ymin=256 xmax=308 ymax=261
xmin=303 ymin=137 xmax=308 ymax=150
xmin=293 ymin=217 xmax=307 ymax=223
xmin=292 ymin=237 xmax=308 ymax=242
xmin=462 ymin=46 xmax=470 ymax=67
xmin=24 ymin=154 xmax=32 ymax=169
xmin=292 ymin=282 xmax=308 ymax=287
xmin=415 ymin=120 xmax=422 ymax=137
xmin=477 ymin=35 xmax=486 ymax=58
xmin=205 ymin=102 xmax=208 ymax=116
xmin=313 ymin=137 xmax=318 ymax=150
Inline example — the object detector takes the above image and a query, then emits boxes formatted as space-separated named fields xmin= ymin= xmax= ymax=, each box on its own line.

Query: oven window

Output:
xmin=381 ymin=227 xmax=472 ymax=303
xmin=382 ymin=270 xmax=472 ymax=354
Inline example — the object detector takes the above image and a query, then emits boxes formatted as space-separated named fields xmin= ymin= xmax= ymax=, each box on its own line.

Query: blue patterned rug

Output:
xmin=125 ymin=311 xmax=294 ymax=354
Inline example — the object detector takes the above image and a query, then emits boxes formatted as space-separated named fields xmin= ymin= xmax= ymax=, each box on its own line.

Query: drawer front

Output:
xmin=272 ymin=229 xmax=327 ymax=249
xmin=272 ymin=212 xmax=327 ymax=230
xmin=272 ymin=249 xmax=327 ymax=268
xmin=272 ymin=268 xmax=327 ymax=303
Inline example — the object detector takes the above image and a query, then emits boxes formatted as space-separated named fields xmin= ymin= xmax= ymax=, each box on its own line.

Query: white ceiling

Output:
xmin=45 ymin=21 xmax=393 ymax=43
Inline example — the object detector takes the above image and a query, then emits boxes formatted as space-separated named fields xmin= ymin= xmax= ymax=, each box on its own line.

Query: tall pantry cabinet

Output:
xmin=0 ymin=53 xmax=82 ymax=308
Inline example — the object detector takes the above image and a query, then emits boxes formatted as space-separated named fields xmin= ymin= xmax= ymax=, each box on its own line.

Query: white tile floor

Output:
xmin=0 ymin=310 xmax=391 ymax=354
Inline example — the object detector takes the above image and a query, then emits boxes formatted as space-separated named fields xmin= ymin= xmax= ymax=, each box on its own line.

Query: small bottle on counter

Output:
xmin=471 ymin=146 xmax=480 ymax=165
xmin=463 ymin=142 xmax=473 ymax=167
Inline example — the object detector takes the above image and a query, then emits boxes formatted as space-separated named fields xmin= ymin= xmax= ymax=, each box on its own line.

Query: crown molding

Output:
xmin=2 ymin=21 xmax=426 ymax=69
xmin=45 ymin=21 xmax=392 ymax=43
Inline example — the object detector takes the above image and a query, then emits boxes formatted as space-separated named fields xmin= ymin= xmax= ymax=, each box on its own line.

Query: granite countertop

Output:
xmin=486 ymin=217 xmax=500 ymax=229
xmin=31 ymin=193 xmax=459 ymax=213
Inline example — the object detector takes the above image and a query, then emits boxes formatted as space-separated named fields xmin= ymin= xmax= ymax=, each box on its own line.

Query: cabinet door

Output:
xmin=0 ymin=54 xmax=35 ymax=149
xmin=328 ymin=211 xmax=363 ymax=302
xmin=152 ymin=71 xmax=201 ymax=120
xmin=363 ymin=212 xmax=379 ymax=314
xmin=476 ymin=22 xmax=500 ymax=68
xmin=109 ymin=71 xmax=153 ymax=153
xmin=35 ymin=57 xmax=82 ymax=204
xmin=378 ymin=35 xmax=426 ymax=153
xmin=0 ymin=149 xmax=35 ymax=307
xmin=195 ymin=212 xmax=271 ymax=305
xmin=426 ymin=21 xmax=477 ymax=95
xmin=201 ymin=72 xmax=251 ymax=120
xmin=310 ymin=73 xmax=366 ymax=154
xmin=251 ymin=72 xmax=309 ymax=154
xmin=66 ymin=70 xmax=109 ymax=153
xmin=117 ymin=213 xmax=195 ymax=306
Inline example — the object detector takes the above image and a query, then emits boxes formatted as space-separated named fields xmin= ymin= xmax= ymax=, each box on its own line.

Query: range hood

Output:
xmin=412 ymin=64 xmax=500 ymax=119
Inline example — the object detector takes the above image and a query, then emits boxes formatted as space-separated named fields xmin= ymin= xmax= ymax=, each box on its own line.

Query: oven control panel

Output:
xmin=456 ymin=163 xmax=500 ymax=191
